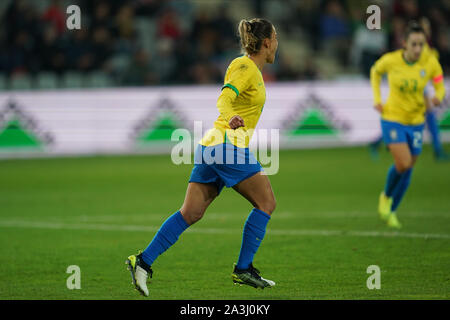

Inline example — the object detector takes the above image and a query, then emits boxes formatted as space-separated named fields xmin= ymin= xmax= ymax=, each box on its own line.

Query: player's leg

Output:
xmin=384 ymin=143 xmax=416 ymax=228
xmin=231 ymin=172 xmax=276 ymax=288
xmin=180 ymin=182 xmax=219 ymax=224
xmin=387 ymin=122 xmax=425 ymax=228
xmin=126 ymin=182 xmax=218 ymax=296
xmin=232 ymin=171 xmax=276 ymax=215
xmin=426 ymin=110 xmax=448 ymax=160
xmin=390 ymin=154 xmax=417 ymax=212
xmin=369 ymin=134 xmax=384 ymax=160
xmin=142 ymin=182 xmax=218 ymax=265
xmin=379 ymin=121 xmax=407 ymax=220
xmin=389 ymin=143 xmax=414 ymax=173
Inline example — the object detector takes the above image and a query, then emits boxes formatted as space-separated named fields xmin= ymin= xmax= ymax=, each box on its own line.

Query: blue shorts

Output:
xmin=381 ymin=119 xmax=425 ymax=156
xmin=188 ymin=143 xmax=263 ymax=195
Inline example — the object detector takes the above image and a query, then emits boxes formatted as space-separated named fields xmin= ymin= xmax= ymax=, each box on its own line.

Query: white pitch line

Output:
xmin=0 ymin=220 xmax=449 ymax=240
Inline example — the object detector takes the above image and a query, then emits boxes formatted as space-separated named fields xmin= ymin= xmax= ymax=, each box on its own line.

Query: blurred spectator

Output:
xmin=114 ymin=4 xmax=138 ymax=57
xmin=319 ymin=0 xmax=351 ymax=66
xmin=189 ymin=61 xmax=222 ymax=84
xmin=157 ymin=8 xmax=182 ymax=40
xmin=134 ymin=0 xmax=164 ymax=17
xmin=8 ymin=31 xmax=34 ymax=75
xmin=320 ymin=1 xmax=350 ymax=41
xmin=275 ymin=54 xmax=301 ymax=81
xmin=90 ymin=2 xmax=116 ymax=36
xmin=299 ymin=56 xmax=320 ymax=80
xmin=66 ymin=29 xmax=94 ymax=72
xmin=91 ymin=27 xmax=114 ymax=72
xmin=171 ymin=38 xmax=195 ymax=84
xmin=436 ymin=31 xmax=450 ymax=74
xmin=37 ymin=23 xmax=67 ymax=74
xmin=42 ymin=0 xmax=66 ymax=35
xmin=389 ymin=16 xmax=407 ymax=50
xmin=153 ymin=38 xmax=176 ymax=83
xmin=3 ymin=0 xmax=32 ymax=45
xmin=393 ymin=0 xmax=420 ymax=21
xmin=293 ymin=0 xmax=321 ymax=51
xmin=190 ymin=10 xmax=213 ymax=43
xmin=116 ymin=5 xmax=136 ymax=40
xmin=212 ymin=6 xmax=236 ymax=55
xmin=122 ymin=48 xmax=158 ymax=86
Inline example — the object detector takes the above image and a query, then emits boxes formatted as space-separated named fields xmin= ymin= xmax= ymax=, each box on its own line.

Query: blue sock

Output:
xmin=384 ymin=165 xmax=402 ymax=197
xmin=391 ymin=168 xmax=413 ymax=212
xmin=236 ymin=208 xmax=271 ymax=270
xmin=426 ymin=111 xmax=443 ymax=155
xmin=141 ymin=211 xmax=189 ymax=266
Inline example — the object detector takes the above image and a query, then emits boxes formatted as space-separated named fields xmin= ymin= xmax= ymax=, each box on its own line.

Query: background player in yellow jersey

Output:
xmin=368 ymin=18 xmax=449 ymax=160
xmin=370 ymin=21 xmax=446 ymax=229
xmin=126 ymin=18 xmax=279 ymax=296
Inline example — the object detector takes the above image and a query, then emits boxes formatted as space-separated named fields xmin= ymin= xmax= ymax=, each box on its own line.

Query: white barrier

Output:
xmin=0 ymin=81 xmax=448 ymax=158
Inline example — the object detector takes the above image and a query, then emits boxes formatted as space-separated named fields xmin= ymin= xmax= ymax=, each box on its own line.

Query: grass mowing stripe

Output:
xmin=0 ymin=219 xmax=449 ymax=240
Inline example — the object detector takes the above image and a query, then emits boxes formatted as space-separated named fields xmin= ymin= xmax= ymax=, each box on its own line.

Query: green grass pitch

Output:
xmin=0 ymin=145 xmax=449 ymax=299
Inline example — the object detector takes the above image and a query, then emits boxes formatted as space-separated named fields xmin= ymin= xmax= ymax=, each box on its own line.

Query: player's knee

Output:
xmin=256 ymin=198 xmax=276 ymax=215
xmin=395 ymin=159 xmax=413 ymax=173
xmin=180 ymin=208 xmax=205 ymax=225
xmin=268 ymin=199 xmax=277 ymax=215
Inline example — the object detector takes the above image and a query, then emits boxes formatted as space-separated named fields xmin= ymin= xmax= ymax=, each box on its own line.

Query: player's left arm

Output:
xmin=429 ymin=57 xmax=445 ymax=107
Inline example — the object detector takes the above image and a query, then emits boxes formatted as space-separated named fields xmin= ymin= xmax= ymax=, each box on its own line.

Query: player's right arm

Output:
xmin=216 ymin=88 xmax=244 ymax=129
xmin=370 ymin=53 xmax=390 ymax=113
xmin=216 ymin=62 xmax=254 ymax=129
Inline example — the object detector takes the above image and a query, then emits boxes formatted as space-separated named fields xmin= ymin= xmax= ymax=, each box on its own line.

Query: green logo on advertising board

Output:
xmin=289 ymin=109 xmax=337 ymax=135
xmin=0 ymin=118 xmax=41 ymax=147
xmin=283 ymin=94 xmax=350 ymax=137
xmin=131 ymin=98 xmax=189 ymax=145
xmin=137 ymin=112 xmax=184 ymax=142
xmin=0 ymin=101 xmax=53 ymax=150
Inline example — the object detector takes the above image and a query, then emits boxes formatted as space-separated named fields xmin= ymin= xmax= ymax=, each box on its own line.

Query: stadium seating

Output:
xmin=62 ymin=72 xmax=85 ymax=89
xmin=36 ymin=72 xmax=59 ymax=89
xmin=135 ymin=18 xmax=157 ymax=53
xmin=86 ymin=72 xmax=114 ymax=88
xmin=10 ymin=75 xmax=33 ymax=91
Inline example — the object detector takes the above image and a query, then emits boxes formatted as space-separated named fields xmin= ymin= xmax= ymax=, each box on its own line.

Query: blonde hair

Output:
xmin=238 ymin=18 xmax=274 ymax=55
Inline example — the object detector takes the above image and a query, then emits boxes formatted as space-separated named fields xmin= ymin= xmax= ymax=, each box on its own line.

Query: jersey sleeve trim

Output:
xmin=222 ymin=83 xmax=239 ymax=97
xmin=433 ymin=74 xmax=444 ymax=83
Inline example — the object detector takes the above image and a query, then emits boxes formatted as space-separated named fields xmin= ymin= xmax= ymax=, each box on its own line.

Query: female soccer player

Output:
xmin=368 ymin=19 xmax=449 ymax=161
xmin=126 ymin=18 xmax=278 ymax=296
xmin=370 ymin=21 xmax=445 ymax=229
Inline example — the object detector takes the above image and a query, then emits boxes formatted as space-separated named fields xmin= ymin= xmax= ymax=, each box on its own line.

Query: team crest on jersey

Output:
xmin=390 ymin=129 xmax=397 ymax=141
xmin=420 ymin=69 xmax=426 ymax=78
xmin=239 ymin=64 xmax=249 ymax=71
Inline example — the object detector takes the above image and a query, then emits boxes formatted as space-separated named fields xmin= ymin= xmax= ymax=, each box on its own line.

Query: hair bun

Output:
xmin=238 ymin=18 xmax=273 ymax=55
xmin=246 ymin=21 xmax=252 ymax=32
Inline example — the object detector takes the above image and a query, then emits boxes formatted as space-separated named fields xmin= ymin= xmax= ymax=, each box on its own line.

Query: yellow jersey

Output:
xmin=200 ymin=55 xmax=266 ymax=148
xmin=370 ymin=49 xmax=445 ymax=125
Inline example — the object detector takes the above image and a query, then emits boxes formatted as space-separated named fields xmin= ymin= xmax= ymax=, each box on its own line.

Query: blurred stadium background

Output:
xmin=1 ymin=0 xmax=450 ymax=88
xmin=0 ymin=0 xmax=449 ymax=300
